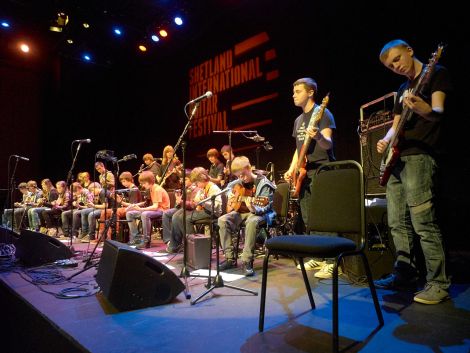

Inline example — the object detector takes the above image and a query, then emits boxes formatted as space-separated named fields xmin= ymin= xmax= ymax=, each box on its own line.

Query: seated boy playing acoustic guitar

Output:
xmin=217 ymin=156 xmax=276 ymax=276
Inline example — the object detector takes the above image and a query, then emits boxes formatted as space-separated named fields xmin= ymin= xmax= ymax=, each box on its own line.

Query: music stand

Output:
xmin=190 ymin=185 xmax=258 ymax=305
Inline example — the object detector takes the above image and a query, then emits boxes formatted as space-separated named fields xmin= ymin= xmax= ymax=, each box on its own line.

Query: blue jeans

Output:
xmin=387 ymin=154 xmax=449 ymax=290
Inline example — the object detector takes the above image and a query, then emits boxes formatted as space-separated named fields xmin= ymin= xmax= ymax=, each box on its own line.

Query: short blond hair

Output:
xmin=230 ymin=156 xmax=251 ymax=174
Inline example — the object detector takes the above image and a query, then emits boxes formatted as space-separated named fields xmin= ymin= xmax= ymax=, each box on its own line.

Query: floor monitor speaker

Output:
xmin=16 ymin=229 xmax=73 ymax=266
xmin=96 ymin=240 xmax=185 ymax=311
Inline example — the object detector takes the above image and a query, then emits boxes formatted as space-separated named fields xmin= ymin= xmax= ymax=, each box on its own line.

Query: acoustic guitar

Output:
xmin=227 ymin=183 xmax=269 ymax=213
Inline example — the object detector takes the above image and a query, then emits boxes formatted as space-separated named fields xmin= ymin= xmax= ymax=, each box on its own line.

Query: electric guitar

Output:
xmin=291 ymin=93 xmax=330 ymax=197
xmin=379 ymin=44 xmax=445 ymax=186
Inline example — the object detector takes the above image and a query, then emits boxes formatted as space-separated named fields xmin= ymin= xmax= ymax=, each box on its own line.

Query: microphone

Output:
xmin=248 ymin=134 xmax=265 ymax=142
xmin=74 ymin=139 xmax=91 ymax=143
xmin=188 ymin=91 xmax=213 ymax=104
xmin=263 ymin=141 xmax=273 ymax=151
xmin=12 ymin=155 xmax=29 ymax=161
xmin=122 ymin=154 xmax=137 ymax=161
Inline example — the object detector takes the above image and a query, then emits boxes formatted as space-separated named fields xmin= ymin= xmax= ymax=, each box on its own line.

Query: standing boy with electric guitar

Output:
xmin=218 ymin=156 xmax=276 ymax=276
xmin=374 ymin=40 xmax=451 ymax=305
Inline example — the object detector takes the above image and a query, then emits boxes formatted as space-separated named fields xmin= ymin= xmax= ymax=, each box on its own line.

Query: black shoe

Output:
xmin=374 ymin=272 xmax=418 ymax=290
xmin=243 ymin=261 xmax=254 ymax=277
xmin=219 ymin=259 xmax=235 ymax=271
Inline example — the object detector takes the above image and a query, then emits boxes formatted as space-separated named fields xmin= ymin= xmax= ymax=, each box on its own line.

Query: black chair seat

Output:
xmin=266 ymin=235 xmax=356 ymax=258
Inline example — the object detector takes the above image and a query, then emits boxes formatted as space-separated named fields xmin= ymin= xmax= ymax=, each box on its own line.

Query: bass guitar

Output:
xmin=291 ymin=93 xmax=330 ymax=197
xmin=379 ymin=44 xmax=444 ymax=186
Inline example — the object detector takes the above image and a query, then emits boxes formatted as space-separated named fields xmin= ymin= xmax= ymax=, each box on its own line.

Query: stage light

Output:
xmin=159 ymin=29 xmax=168 ymax=38
xmin=66 ymin=39 xmax=73 ymax=44
xmin=174 ymin=17 xmax=183 ymax=26
xmin=19 ymin=43 xmax=30 ymax=53
xmin=113 ymin=28 xmax=122 ymax=36
xmin=50 ymin=12 xmax=68 ymax=32
xmin=83 ymin=22 xmax=90 ymax=29
xmin=82 ymin=53 xmax=91 ymax=61
xmin=138 ymin=45 xmax=147 ymax=52
xmin=1 ymin=21 xmax=10 ymax=28
xmin=151 ymin=34 xmax=159 ymax=42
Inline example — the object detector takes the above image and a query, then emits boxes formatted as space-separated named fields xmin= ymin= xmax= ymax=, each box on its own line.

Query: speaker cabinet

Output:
xmin=359 ymin=92 xmax=396 ymax=196
xmin=15 ymin=229 xmax=73 ymax=266
xmin=96 ymin=240 xmax=185 ymax=311
xmin=187 ymin=234 xmax=211 ymax=270
xmin=342 ymin=202 xmax=395 ymax=281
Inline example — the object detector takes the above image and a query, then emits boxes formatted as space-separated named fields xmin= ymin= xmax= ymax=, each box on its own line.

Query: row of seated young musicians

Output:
xmin=1 ymin=155 xmax=276 ymax=276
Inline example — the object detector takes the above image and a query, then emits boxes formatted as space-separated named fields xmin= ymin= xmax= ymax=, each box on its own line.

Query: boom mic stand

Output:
xmin=8 ymin=156 xmax=21 ymax=232
xmin=190 ymin=185 xmax=258 ymax=305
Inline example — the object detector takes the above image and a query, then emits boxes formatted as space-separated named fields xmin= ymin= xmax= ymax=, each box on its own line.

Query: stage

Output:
xmin=1 ymin=236 xmax=470 ymax=353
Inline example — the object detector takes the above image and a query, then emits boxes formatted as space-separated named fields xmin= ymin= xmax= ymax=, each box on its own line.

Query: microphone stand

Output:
xmin=159 ymin=101 xmax=201 ymax=300
xmin=8 ymin=156 xmax=20 ymax=232
xmin=67 ymin=156 xmax=124 ymax=281
xmin=65 ymin=141 xmax=84 ymax=250
xmin=190 ymin=185 xmax=258 ymax=305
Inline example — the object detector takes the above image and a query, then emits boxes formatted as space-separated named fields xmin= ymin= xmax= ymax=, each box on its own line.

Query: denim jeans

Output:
xmin=387 ymin=154 xmax=450 ymax=290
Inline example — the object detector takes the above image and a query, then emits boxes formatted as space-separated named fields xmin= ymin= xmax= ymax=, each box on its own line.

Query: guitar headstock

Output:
xmin=321 ymin=92 xmax=330 ymax=106
xmin=422 ymin=43 xmax=446 ymax=84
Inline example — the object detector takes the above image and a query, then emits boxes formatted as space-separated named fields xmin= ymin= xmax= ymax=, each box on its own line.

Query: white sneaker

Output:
xmin=314 ymin=263 xmax=343 ymax=279
xmin=297 ymin=259 xmax=326 ymax=271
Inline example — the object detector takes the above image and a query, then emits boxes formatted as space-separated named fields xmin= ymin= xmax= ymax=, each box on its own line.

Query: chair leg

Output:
xmin=298 ymin=258 xmax=315 ymax=309
xmin=359 ymin=252 xmax=384 ymax=326
xmin=333 ymin=257 xmax=340 ymax=353
xmin=259 ymin=250 xmax=271 ymax=332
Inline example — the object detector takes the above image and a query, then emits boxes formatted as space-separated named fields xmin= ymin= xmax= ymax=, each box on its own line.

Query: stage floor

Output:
xmin=1 ymin=237 xmax=470 ymax=353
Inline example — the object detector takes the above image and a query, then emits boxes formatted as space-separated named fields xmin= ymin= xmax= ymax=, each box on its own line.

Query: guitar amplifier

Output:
xmin=359 ymin=92 xmax=396 ymax=196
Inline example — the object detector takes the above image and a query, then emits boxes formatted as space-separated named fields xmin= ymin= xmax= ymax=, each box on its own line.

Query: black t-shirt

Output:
xmin=209 ymin=161 xmax=224 ymax=180
xmin=292 ymin=105 xmax=336 ymax=167
xmin=393 ymin=65 xmax=453 ymax=157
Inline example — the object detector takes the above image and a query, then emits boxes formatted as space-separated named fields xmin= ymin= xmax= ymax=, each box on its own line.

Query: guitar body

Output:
xmin=291 ymin=159 xmax=307 ymax=198
xmin=227 ymin=183 xmax=268 ymax=213
xmin=379 ymin=145 xmax=400 ymax=186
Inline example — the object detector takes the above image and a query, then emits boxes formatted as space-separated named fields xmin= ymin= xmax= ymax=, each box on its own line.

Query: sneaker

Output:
xmin=219 ymin=259 xmax=235 ymax=271
xmin=136 ymin=238 xmax=151 ymax=250
xmin=374 ymin=273 xmax=418 ymax=290
xmin=314 ymin=263 xmax=343 ymax=279
xmin=297 ymin=259 xmax=326 ymax=271
xmin=80 ymin=235 xmax=90 ymax=243
xmin=165 ymin=243 xmax=183 ymax=254
xmin=413 ymin=284 xmax=449 ymax=304
xmin=243 ymin=261 xmax=254 ymax=277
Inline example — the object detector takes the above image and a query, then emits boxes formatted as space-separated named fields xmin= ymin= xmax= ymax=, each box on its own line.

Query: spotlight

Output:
xmin=19 ymin=43 xmax=30 ymax=53
xmin=138 ymin=45 xmax=147 ymax=52
xmin=113 ymin=28 xmax=122 ymax=36
xmin=159 ymin=29 xmax=168 ymax=38
xmin=50 ymin=12 xmax=69 ymax=32
xmin=174 ymin=17 xmax=183 ymax=26
xmin=66 ymin=38 xmax=73 ymax=44
xmin=151 ymin=34 xmax=159 ymax=42
xmin=83 ymin=22 xmax=90 ymax=29
xmin=1 ymin=21 xmax=10 ymax=28
xmin=82 ymin=53 xmax=91 ymax=62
